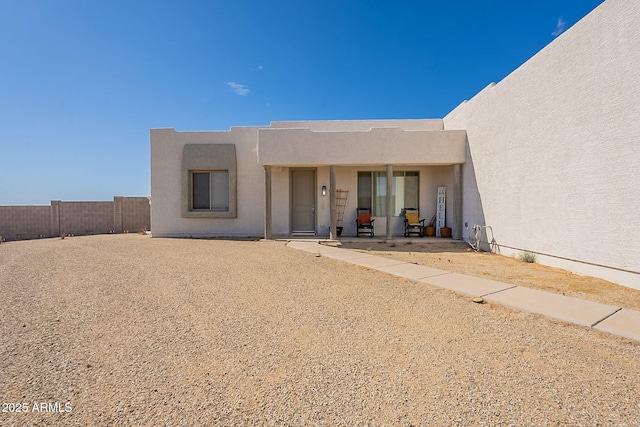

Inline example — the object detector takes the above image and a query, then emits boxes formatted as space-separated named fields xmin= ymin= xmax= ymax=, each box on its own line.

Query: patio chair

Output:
xmin=355 ymin=208 xmax=375 ymax=237
xmin=403 ymin=208 xmax=425 ymax=237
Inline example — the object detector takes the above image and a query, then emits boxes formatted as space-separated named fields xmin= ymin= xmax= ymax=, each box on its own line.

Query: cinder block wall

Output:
xmin=0 ymin=197 xmax=150 ymax=241
xmin=121 ymin=197 xmax=152 ymax=233
xmin=59 ymin=202 xmax=114 ymax=236
xmin=0 ymin=206 xmax=51 ymax=240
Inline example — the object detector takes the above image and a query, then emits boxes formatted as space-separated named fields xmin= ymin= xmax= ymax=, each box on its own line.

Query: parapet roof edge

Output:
xmin=268 ymin=118 xmax=442 ymax=125
xmin=258 ymin=127 xmax=462 ymax=134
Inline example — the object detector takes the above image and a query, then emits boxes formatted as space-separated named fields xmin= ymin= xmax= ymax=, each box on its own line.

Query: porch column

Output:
xmin=452 ymin=164 xmax=462 ymax=240
xmin=386 ymin=164 xmax=393 ymax=240
xmin=264 ymin=166 xmax=272 ymax=239
xmin=329 ymin=165 xmax=337 ymax=240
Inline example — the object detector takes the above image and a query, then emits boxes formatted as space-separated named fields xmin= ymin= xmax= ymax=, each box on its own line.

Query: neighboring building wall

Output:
xmin=444 ymin=0 xmax=640 ymax=288
xmin=0 ymin=197 xmax=150 ymax=241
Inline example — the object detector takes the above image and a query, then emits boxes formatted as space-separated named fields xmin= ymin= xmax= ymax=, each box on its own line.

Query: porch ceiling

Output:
xmin=257 ymin=127 xmax=467 ymax=166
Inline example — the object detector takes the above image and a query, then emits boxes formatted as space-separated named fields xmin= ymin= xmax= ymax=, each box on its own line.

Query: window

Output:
xmin=358 ymin=171 xmax=419 ymax=216
xmin=191 ymin=171 xmax=229 ymax=211
xmin=393 ymin=171 xmax=419 ymax=215
xmin=181 ymin=144 xmax=236 ymax=218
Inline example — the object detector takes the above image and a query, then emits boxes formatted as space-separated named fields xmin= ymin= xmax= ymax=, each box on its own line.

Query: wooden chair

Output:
xmin=403 ymin=208 xmax=425 ymax=237
xmin=355 ymin=208 xmax=375 ymax=237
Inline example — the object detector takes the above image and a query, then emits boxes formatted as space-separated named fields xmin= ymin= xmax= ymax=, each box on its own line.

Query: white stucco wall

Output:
xmin=257 ymin=127 xmax=466 ymax=166
xmin=151 ymin=127 xmax=266 ymax=237
xmin=444 ymin=0 xmax=640 ymax=288
xmin=269 ymin=119 xmax=444 ymax=131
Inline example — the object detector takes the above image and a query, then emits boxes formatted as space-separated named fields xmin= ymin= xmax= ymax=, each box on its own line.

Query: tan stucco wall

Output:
xmin=444 ymin=0 xmax=640 ymax=288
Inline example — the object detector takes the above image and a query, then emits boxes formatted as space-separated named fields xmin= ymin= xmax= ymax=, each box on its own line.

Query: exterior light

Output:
xmin=322 ymin=185 xmax=327 ymax=196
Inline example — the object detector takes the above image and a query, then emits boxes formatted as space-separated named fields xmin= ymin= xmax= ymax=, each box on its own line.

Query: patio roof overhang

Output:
xmin=256 ymin=127 xmax=467 ymax=166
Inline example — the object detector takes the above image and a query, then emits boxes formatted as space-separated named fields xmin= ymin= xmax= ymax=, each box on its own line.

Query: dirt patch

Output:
xmin=339 ymin=240 xmax=640 ymax=311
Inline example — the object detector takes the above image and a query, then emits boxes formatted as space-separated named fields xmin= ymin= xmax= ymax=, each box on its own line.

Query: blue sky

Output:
xmin=0 ymin=0 xmax=603 ymax=205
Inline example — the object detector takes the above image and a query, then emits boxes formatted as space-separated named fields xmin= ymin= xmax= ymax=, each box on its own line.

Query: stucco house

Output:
xmin=151 ymin=119 xmax=466 ymax=240
xmin=151 ymin=0 xmax=639 ymax=290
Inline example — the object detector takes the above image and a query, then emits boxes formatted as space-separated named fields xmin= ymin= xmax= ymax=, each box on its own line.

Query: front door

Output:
xmin=291 ymin=169 xmax=316 ymax=234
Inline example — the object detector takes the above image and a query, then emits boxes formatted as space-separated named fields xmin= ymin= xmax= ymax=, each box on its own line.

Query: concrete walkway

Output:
xmin=286 ymin=240 xmax=640 ymax=343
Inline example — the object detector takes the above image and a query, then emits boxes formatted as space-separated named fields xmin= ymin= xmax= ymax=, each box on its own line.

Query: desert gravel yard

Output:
xmin=1 ymin=235 xmax=639 ymax=426
xmin=340 ymin=240 xmax=640 ymax=312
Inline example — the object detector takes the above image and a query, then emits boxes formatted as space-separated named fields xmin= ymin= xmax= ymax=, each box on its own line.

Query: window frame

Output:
xmin=190 ymin=170 xmax=230 ymax=212
xmin=181 ymin=143 xmax=237 ymax=219
xmin=357 ymin=170 xmax=419 ymax=217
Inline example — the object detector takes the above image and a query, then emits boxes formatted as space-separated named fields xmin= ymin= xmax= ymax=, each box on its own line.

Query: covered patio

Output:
xmin=258 ymin=125 xmax=467 ymax=240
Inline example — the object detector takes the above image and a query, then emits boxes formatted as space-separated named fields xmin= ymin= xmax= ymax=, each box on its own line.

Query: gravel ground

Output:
xmin=1 ymin=234 xmax=639 ymax=426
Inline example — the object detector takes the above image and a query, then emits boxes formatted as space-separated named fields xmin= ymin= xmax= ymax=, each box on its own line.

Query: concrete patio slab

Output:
xmin=377 ymin=263 xmax=449 ymax=280
xmin=419 ymin=272 xmax=515 ymax=297
xmin=594 ymin=308 xmax=640 ymax=342
xmin=484 ymin=286 xmax=620 ymax=327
